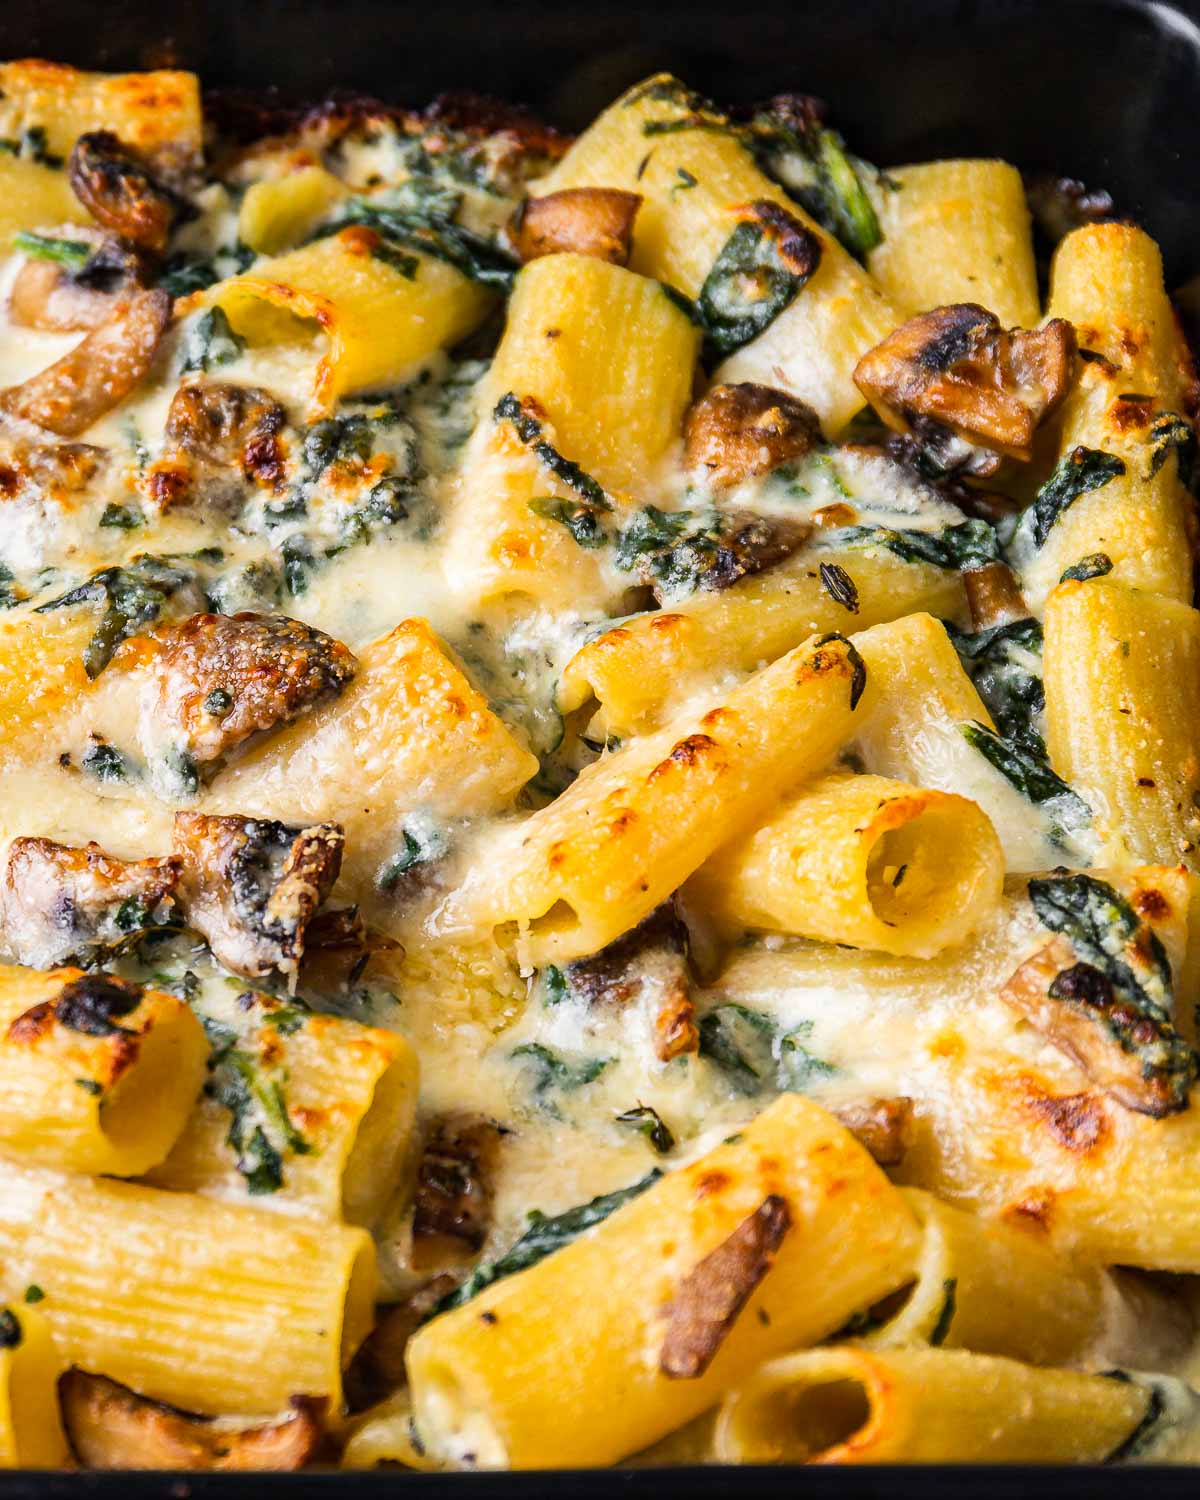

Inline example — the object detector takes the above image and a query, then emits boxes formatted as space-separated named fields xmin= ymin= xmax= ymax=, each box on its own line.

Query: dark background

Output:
xmin=3 ymin=0 xmax=1200 ymax=280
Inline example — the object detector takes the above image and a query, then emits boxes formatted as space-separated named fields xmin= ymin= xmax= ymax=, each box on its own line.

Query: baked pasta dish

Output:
xmin=0 ymin=56 xmax=1196 ymax=1472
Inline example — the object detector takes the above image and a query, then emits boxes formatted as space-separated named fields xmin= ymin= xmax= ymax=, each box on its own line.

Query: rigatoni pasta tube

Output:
xmin=443 ymin=255 xmax=700 ymax=611
xmin=146 ymin=1008 xmax=419 ymax=1226
xmin=687 ymin=772 xmax=1003 ymax=958
xmin=407 ymin=1094 xmax=920 ymax=1469
xmin=559 ymin=549 xmax=965 ymax=739
xmin=1019 ymin=223 xmax=1192 ymax=607
xmin=713 ymin=1346 xmax=1148 ymax=1464
xmin=208 ymin=228 xmax=494 ymax=417
xmin=0 ymin=965 xmax=207 ymax=1177
xmin=209 ymin=618 xmax=538 ymax=917
xmin=867 ymin=161 xmax=1039 ymax=328
xmin=237 ymin=165 xmax=348 ymax=255
xmin=455 ymin=629 xmax=876 ymax=965
xmin=868 ymin=1189 xmax=1115 ymax=1365
xmin=0 ymin=1160 xmax=376 ymax=1416
xmin=0 ymin=60 xmax=202 ymax=165
xmin=852 ymin=612 xmax=1057 ymax=871
xmin=0 ymin=1305 xmax=69 ymax=1469
xmin=1043 ymin=579 xmax=1200 ymax=867
xmin=542 ymin=75 xmax=899 ymax=434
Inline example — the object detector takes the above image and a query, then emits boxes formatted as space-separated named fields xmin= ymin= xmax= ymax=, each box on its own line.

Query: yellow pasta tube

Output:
xmin=1043 ymin=579 xmax=1200 ymax=867
xmin=714 ymin=1346 xmax=1148 ymax=1464
xmin=0 ymin=158 xmax=89 ymax=244
xmin=559 ymin=549 xmax=966 ymax=738
xmin=868 ymin=1188 xmax=1115 ymax=1365
xmin=0 ymin=60 xmax=202 ymax=167
xmin=852 ymin=612 xmax=1059 ymax=871
xmin=541 ymin=75 xmax=899 ymax=434
xmin=1019 ymin=223 xmax=1192 ymax=606
xmin=209 ymin=228 xmax=494 ymax=417
xmin=444 ymin=254 xmax=700 ymax=612
xmin=146 ymin=1009 xmax=419 ymax=1226
xmin=454 ymin=629 xmax=876 ymax=965
xmin=237 ymin=165 xmax=348 ymax=255
xmin=0 ymin=609 xmax=94 ymax=749
xmin=687 ymin=772 xmax=1003 ymax=957
xmin=481 ymin=253 xmax=700 ymax=497
xmin=0 ymin=1304 xmax=68 ymax=1469
xmin=209 ymin=618 xmax=537 ymax=917
xmin=406 ymin=1094 xmax=920 ymax=1469
xmin=868 ymin=160 xmax=1039 ymax=327
xmin=0 ymin=965 xmax=207 ymax=1177
xmin=0 ymin=1160 xmax=376 ymax=1416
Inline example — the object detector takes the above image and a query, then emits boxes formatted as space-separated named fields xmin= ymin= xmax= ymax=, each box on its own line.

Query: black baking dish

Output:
xmin=0 ymin=0 xmax=1198 ymax=1491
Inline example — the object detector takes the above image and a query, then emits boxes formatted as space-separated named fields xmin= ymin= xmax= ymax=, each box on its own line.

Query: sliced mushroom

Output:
xmin=140 ymin=612 xmax=356 ymax=772
xmin=412 ymin=1112 xmax=504 ymax=1268
xmin=853 ymin=304 xmax=1077 ymax=464
xmin=509 ymin=188 xmax=642 ymax=265
xmin=60 ymin=1370 xmax=324 ymax=1471
xmin=10 ymin=227 xmax=147 ymax=333
xmin=173 ymin=812 xmax=344 ymax=981
xmin=1000 ymin=936 xmax=1194 ymax=1117
xmin=68 ymin=132 xmax=180 ymax=253
xmin=660 ymin=1195 xmax=791 ymax=1378
xmin=0 ymin=288 xmax=171 ymax=437
xmin=683 ymin=383 xmax=821 ymax=488
xmin=0 ymin=836 xmax=180 ymax=970
xmin=963 ymin=561 xmax=1028 ymax=630
xmin=562 ymin=902 xmax=699 ymax=1062
xmin=833 ymin=1097 xmax=915 ymax=1167
xmin=164 ymin=382 xmax=288 ymax=503
xmin=344 ymin=1275 xmax=460 ymax=1413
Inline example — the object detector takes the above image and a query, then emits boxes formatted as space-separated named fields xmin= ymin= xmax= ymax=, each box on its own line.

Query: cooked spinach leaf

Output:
xmin=1028 ymin=873 xmax=1194 ymax=1107
xmin=699 ymin=1003 xmax=833 ymax=1095
xmin=206 ymin=1041 xmax=311 ymax=1196
xmin=432 ymin=1169 xmax=663 ymax=1314
xmin=12 ymin=230 xmax=91 ymax=269
xmin=698 ymin=207 xmax=820 ymax=355
xmin=947 ymin=617 xmax=1046 ymax=758
xmin=1029 ymin=446 xmax=1124 ymax=547
xmin=35 ymin=554 xmax=199 ymax=678
xmin=838 ymin=519 xmax=1000 ymax=571
xmin=511 ymin=1042 xmax=611 ymax=1112
xmin=818 ymin=561 xmax=859 ymax=613
xmin=961 ymin=720 xmax=1089 ymax=815
xmin=334 ymin=199 xmax=518 ymax=289
xmin=495 ymin=391 xmax=611 ymax=512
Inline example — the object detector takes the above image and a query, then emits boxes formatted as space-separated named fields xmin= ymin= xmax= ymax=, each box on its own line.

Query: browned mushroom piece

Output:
xmin=173 ymin=812 xmax=344 ymax=981
xmin=509 ymin=188 xmax=642 ymax=265
xmin=60 ymin=1370 xmax=324 ymax=1471
xmin=343 ymin=1275 xmax=460 ymax=1413
xmin=0 ymin=287 xmax=171 ymax=437
xmin=853 ymin=303 xmax=1077 ymax=464
xmin=140 ymin=612 xmax=356 ymax=771
xmin=10 ymin=228 xmax=147 ymax=333
xmin=164 ymin=382 xmax=288 ymax=500
xmin=660 ymin=1195 xmax=792 ymax=1379
xmin=68 ymin=131 xmax=180 ymax=253
xmin=683 ymin=383 xmax=822 ymax=489
xmin=962 ymin=560 xmax=1028 ymax=630
xmin=560 ymin=902 xmax=699 ymax=1062
xmin=833 ymin=1097 xmax=915 ymax=1167
xmin=412 ymin=1112 xmax=505 ymax=1268
xmin=1000 ymin=936 xmax=1194 ymax=1118
xmin=0 ymin=836 xmax=180 ymax=970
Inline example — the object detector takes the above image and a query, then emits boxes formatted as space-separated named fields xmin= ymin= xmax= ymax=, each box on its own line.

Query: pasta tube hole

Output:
xmin=748 ymin=1377 xmax=873 ymax=1462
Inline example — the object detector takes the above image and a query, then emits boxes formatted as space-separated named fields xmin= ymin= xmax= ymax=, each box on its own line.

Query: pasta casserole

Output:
xmin=0 ymin=56 xmax=1196 ymax=1470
